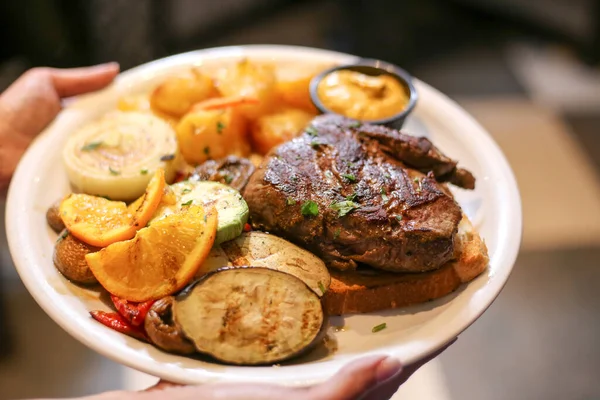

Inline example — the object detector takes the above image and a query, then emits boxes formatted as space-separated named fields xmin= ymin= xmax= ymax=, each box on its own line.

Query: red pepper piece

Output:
xmin=173 ymin=171 xmax=187 ymax=183
xmin=243 ymin=223 xmax=252 ymax=232
xmin=90 ymin=310 xmax=149 ymax=342
xmin=130 ymin=300 xmax=154 ymax=326
xmin=110 ymin=294 xmax=154 ymax=327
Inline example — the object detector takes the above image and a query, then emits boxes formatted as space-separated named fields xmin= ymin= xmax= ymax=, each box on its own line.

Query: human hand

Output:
xmin=86 ymin=339 xmax=454 ymax=400
xmin=0 ymin=63 xmax=119 ymax=192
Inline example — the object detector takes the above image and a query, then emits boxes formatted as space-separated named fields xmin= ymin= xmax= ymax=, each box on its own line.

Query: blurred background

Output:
xmin=1 ymin=0 xmax=600 ymax=399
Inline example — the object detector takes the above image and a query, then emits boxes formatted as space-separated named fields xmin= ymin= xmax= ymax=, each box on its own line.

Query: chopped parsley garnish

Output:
xmin=109 ymin=167 xmax=120 ymax=176
xmin=346 ymin=193 xmax=357 ymax=202
xmin=318 ymin=281 xmax=326 ymax=294
xmin=380 ymin=187 xmax=389 ymax=202
xmin=140 ymin=168 xmax=148 ymax=175
xmin=81 ymin=141 xmax=103 ymax=152
xmin=223 ymin=175 xmax=233 ymax=184
xmin=342 ymin=173 xmax=356 ymax=183
xmin=310 ymin=140 xmax=320 ymax=148
xmin=349 ymin=121 xmax=362 ymax=128
xmin=330 ymin=200 xmax=360 ymax=217
xmin=203 ymin=146 xmax=210 ymax=155
xmin=325 ymin=170 xmax=334 ymax=179
xmin=160 ymin=154 xmax=175 ymax=161
xmin=333 ymin=228 xmax=341 ymax=240
xmin=384 ymin=173 xmax=391 ymax=179
xmin=372 ymin=322 xmax=387 ymax=333
xmin=58 ymin=230 xmax=69 ymax=242
xmin=286 ymin=197 xmax=296 ymax=206
xmin=395 ymin=215 xmax=403 ymax=221
xmin=181 ymin=188 xmax=191 ymax=194
xmin=181 ymin=200 xmax=193 ymax=207
xmin=305 ymin=126 xmax=318 ymax=137
xmin=291 ymin=175 xmax=298 ymax=182
xmin=216 ymin=121 xmax=225 ymax=134
xmin=301 ymin=200 xmax=319 ymax=217
xmin=414 ymin=177 xmax=422 ymax=192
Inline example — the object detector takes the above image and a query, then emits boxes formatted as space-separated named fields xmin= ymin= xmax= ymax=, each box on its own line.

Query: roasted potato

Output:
xmin=276 ymin=63 xmax=334 ymax=112
xmin=176 ymin=106 xmax=250 ymax=165
xmin=53 ymin=230 xmax=100 ymax=285
xmin=46 ymin=201 xmax=65 ymax=233
xmin=150 ymin=69 xmax=217 ymax=118
xmin=214 ymin=60 xmax=276 ymax=120
xmin=250 ymin=107 xmax=315 ymax=155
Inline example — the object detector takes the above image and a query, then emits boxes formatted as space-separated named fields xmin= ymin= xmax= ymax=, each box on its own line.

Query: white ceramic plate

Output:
xmin=5 ymin=45 xmax=521 ymax=386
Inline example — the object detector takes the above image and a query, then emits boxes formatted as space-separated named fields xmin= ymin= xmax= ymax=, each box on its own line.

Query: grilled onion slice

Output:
xmin=174 ymin=267 xmax=326 ymax=365
xmin=62 ymin=111 xmax=180 ymax=201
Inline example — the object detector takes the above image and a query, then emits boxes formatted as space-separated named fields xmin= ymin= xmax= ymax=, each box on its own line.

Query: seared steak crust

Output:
xmin=243 ymin=115 xmax=471 ymax=273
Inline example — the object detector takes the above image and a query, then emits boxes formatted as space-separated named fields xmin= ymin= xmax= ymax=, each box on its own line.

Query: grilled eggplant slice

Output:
xmin=174 ymin=267 xmax=325 ymax=365
xmin=200 ymin=232 xmax=331 ymax=297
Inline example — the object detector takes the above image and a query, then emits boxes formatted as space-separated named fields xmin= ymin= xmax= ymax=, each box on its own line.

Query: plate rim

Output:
xmin=5 ymin=44 xmax=522 ymax=386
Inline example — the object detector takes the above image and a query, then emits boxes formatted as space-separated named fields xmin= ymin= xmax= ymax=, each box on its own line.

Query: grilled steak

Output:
xmin=243 ymin=114 xmax=475 ymax=273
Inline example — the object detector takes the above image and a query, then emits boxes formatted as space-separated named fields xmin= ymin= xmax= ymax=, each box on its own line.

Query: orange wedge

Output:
xmin=85 ymin=204 xmax=218 ymax=302
xmin=127 ymin=195 xmax=144 ymax=214
xmin=60 ymin=169 xmax=166 ymax=247
xmin=127 ymin=182 xmax=176 ymax=215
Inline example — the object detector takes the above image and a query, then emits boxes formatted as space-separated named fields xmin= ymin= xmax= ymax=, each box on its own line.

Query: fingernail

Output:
xmin=376 ymin=356 xmax=402 ymax=383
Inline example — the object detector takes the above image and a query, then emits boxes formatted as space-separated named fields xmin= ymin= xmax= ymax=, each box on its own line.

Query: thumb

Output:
xmin=307 ymin=355 xmax=402 ymax=400
xmin=0 ymin=63 xmax=120 ymax=140
xmin=49 ymin=62 xmax=120 ymax=98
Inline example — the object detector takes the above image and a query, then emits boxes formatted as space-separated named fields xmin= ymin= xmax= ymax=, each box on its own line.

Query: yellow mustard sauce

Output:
xmin=317 ymin=70 xmax=409 ymax=121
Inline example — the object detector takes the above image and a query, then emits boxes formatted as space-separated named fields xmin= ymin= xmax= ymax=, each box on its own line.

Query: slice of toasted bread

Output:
xmin=323 ymin=214 xmax=489 ymax=315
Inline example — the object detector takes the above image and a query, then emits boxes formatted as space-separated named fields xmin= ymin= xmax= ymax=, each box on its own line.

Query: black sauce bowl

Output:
xmin=309 ymin=58 xmax=418 ymax=130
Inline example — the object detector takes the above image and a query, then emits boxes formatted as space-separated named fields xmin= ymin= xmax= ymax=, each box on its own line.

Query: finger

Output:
xmin=361 ymin=338 xmax=458 ymax=400
xmin=144 ymin=383 xmax=305 ymax=400
xmin=308 ymin=355 xmax=402 ymax=400
xmin=49 ymin=62 xmax=120 ymax=98
xmin=0 ymin=69 xmax=64 ymax=139
xmin=158 ymin=357 xmax=398 ymax=400
xmin=143 ymin=380 xmax=184 ymax=392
